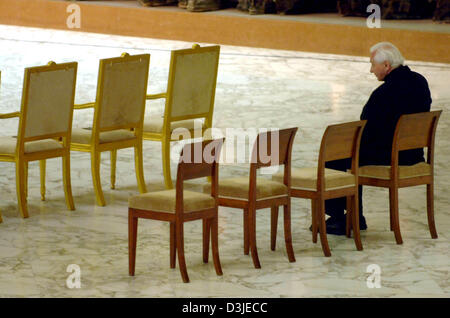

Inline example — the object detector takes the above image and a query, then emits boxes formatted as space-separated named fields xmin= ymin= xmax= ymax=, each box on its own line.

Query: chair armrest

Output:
xmin=74 ymin=102 xmax=95 ymax=110
xmin=0 ymin=111 xmax=20 ymax=119
xmin=146 ymin=93 xmax=166 ymax=100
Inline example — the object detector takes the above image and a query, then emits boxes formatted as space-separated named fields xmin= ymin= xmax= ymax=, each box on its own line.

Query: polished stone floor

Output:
xmin=0 ymin=24 xmax=449 ymax=298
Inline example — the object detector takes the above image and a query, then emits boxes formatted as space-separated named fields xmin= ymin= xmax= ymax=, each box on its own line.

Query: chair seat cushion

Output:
xmin=359 ymin=162 xmax=431 ymax=180
xmin=71 ymin=128 xmax=135 ymax=144
xmin=0 ymin=136 xmax=63 ymax=154
xmin=203 ymin=177 xmax=288 ymax=201
xmin=272 ymin=167 xmax=356 ymax=191
xmin=128 ymin=189 xmax=215 ymax=213
xmin=143 ymin=116 xmax=204 ymax=134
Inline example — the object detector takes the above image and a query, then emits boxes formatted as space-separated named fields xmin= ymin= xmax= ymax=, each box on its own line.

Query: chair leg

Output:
xmin=283 ymin=203 xmax=296 ymax=263
xmin=162 ymin=138 xmax=173 ymax=189
xmin=249 ymin=206 xmax=261 ymax=269
xmin=128 ymin=209 xmax=138 ymax=276
xmin=270 ymin=206 xmax=278 ymax=251
xmin=351 ymin=194 xmax=363 ymax=251
xmin=110 ymin=150 xmax=116 ymax=190
xmin=243 ymin=208 xmax=249 ymax=255
xmin=317 ymin=199 xmax=331 ymax=257
xmin=311 ymin=199 xmax=318 ymax=243
xmin=15 ymin=160 xmax=29 ymax=218
xmin=345 ymin=196 xmax=352 ymax=238
xmin=202 ymin=218 xmax=210 ymax=263
xmin=40 ymin=160 xmax=46 ymax=201
xmin=24 ymin=161 xmax=28 ymax=199
xmin=211 ymin=215 xmax=223 ymax=276
xmin=426 ymin=183 xmax=438 ymax=239
xmin=91 ymin=150 xmax=105 ymax=206
xmin=176 ymin=221 xmax=189 ymax=283
xmin=389 ymin=187 xmax=403 ymax=244
xmin=0 ymin=210 xmax=3 ymax=223
xmin=62 ymin=153 xmax=75 ymax=211
xmin=170 ymin=222 xmax=176 ymax=269
xmin=134 ymin=144 xmax=147 ymax=193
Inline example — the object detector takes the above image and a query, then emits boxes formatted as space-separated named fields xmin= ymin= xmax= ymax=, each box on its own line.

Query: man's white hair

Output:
xmin=370 ymin=42 xmax=405 ymax=69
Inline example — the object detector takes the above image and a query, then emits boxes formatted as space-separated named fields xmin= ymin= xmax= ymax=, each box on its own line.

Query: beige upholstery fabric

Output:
xmin=272 ymin=167 xmax=356 ymax=191
xmin=203 ymin=177 xmax=288 ymax=201
xmin=143 ymin=117 xmax=204 ymax=134
xmin=71 ymin=128 xmax=135 ymax=144
xmin=98 ymin=58 xmax=148 ymax=129
xmin=359 ymin=162 xmax=431 ymax=180
xmin=128 ymin=189 xmax=215 ymax=213
xmin=24 ymin=67 xmax=75 ymax=138
xmin=0 ymin=136 xmax=63 ymax=154
xmin=170 ymin=50 xmax=218 ymax=118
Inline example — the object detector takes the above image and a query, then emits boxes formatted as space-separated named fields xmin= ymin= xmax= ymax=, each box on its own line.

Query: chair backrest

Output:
xmin=250 ymin=128 xmax=298 ymax=169
xmin=165 ymin=44 xmax=220 ymax=122
xmin=18 ymin=61 xmax=77 ymax=143
xmin=317 ymin=120 xmax=367 ymax=185
xmin=391 ymin=110 xmax=442 ymax=165
xmin=177 ymin=138 xmax=225 ymax=182
xmin=319 ymin=121 xmax=367 ymax=163
xmin=94 ymin=53 xmax=150 ymax=131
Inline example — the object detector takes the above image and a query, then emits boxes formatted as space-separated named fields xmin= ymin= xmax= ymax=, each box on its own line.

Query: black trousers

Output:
xmin=324 ymin=159 xmax=363 ymax=220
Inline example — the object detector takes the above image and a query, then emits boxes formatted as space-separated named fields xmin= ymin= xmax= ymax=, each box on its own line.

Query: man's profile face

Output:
xmin=370 ymin=51 xmax=391 ymax=81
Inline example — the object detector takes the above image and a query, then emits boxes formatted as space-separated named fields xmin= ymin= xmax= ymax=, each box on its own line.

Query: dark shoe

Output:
xmin=309 ymin=216 xmax=367 ymax=235
xmin=309 ymin=217 xmax=346 ymax=236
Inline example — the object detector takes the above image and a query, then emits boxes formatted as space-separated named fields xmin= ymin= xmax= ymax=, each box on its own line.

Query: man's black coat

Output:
xmin=359 ymin=64 xmax=432 ymax=166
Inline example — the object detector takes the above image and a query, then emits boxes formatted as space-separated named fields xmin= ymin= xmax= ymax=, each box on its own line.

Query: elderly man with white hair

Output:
xmin=319 ymin=42 xmax=432 ymax=235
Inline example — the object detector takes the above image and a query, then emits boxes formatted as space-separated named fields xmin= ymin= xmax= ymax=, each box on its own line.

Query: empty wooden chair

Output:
xmin=0 ymin=61 xmax=78 ymax=218
xmin=205 ymin=128 xmax=298 ymax=268
xmin=358 ymin=111 xmax=442 ymax=244
xmin=128 ymin=138 xmax=225 ymax=283
xmin=143 ymin=44 xmax=220 ymax=189
xmin=273 ymin=121 xmax=366 ymax=257
xmin=70 ymin=53 xmax=150 ymax=206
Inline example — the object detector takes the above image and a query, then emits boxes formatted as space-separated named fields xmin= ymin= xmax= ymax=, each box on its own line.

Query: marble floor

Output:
xmin=0 ymin=24 xmax=449 ymax=298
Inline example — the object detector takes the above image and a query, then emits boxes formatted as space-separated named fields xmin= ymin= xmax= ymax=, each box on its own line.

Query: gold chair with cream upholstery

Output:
xmin=272 ymin=121 xmax=366 ymax=257
xmin=70 ymin=53 xmax=150 ymax=206
xmin=204 ymin=128 xmax=298 ymax=269
xmin=128 ymin=138 xmax=225 ymax=283
xmin=143 ymin=44 xmax=220 ymax=189
xmin=0 ymin=62 xmax=77 ymax=218
xmin=358 ymin=111 xmax=442 ymax=244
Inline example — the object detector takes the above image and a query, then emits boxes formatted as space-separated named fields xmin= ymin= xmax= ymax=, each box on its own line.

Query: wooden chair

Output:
xmin=128 ymin=138 xmax=225 ymax=283
xmin=0 ymin=61 xmax=77 ymax=218
xmin=358 ymin=111 xmax=442 ymax=244
xmin=204 ymin=128 xmax=298 ymax=269
xmin=273 ymin=121 xmax=366 ymax=257
xmin=143 ymin=44 xmax=220 ymax=189
xmin=69 ymin=53 xmax=150 ymax=206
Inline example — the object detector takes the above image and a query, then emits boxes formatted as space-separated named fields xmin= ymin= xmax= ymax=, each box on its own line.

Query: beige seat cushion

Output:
xmin=272 ymin=167 xmax=356 ymax=191
xmin=129 ymin=189 xmax=215 ymax=213
xmin=71 ymin=128 xmax=135 ymax=144
xmin=143 ymin=116 xmax=204 ymax=134
xmin=359 ymin=162 xmax=431 ymax=180
xmin=0 ymin=136 xmax=63 ymax=154
xmin=203 ymin=177 xmax=288 ymax=201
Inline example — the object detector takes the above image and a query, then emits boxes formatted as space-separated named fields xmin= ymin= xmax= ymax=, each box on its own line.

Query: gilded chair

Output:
xmin=70 ymin=53 xmax=150 ymax=206
xmin=358 ymin=111 xmax=442 ymax=244
xmin=0 ymin=61 xmax=77 ymax=218
xmin=143 ymin=44 xmax=220 ymax=189
xmin=204 ymin=128 xmax=298 ymax=269
xmin=128 ymin=138 xmax=225 ymax=283
xmin=273 ymin=121 xmax=366 ymax=257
